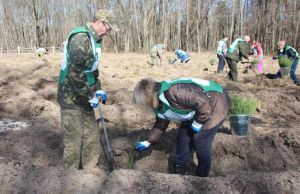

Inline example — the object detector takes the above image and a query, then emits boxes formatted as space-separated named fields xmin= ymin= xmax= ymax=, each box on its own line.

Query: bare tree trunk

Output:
xmin=143 ymin=3 xmax=149 ymax=52
xmin=133 ymin=0 xmax=141 ymax=52
xmin=197 ymin=0 xmax=201 ymax=53
xmin=294 ymin=2 xmax=300 ymax=46
xmin=240 ymin=0 xmax=244 ymax=36
xmin=177 ymin=0 xmax=181 ymax=48
xmin=30 ymin=0 xmax=44 ymax=47
xmin=230 ymin=0 xmax=235 ymax=42
xmin=186 ymin=0 xmax=190 ymax=51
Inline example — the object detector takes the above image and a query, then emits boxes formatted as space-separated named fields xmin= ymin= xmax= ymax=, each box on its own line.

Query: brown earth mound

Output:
xmin=0 ymin=53 xmax=299 ymax=193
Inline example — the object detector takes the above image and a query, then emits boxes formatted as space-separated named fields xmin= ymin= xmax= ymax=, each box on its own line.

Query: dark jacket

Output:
xmin=148 ymin=83 xmax=231 ymax=143
xmin=226 ymin=40 xmax=253 ymax=62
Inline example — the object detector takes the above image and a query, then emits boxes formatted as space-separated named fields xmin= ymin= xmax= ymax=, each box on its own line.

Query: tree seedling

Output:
xmin=209 ymin=58 xmax=216 ymax=66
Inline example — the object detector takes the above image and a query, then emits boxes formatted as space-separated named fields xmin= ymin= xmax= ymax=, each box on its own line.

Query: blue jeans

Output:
xmin=217 ymin=54 xmax=226 ymax=72
xmin=175 ymin=121 xmax=222 ymax=177
xmin=276 ymin=58 xmax=299 ymax=84
xmin=290 ymin=58 xmax=299 ymax=84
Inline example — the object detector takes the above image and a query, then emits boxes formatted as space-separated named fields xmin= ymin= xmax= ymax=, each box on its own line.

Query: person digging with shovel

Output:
xmin=133 ymin=77 xmax=231 ymax=177
xmin=57 ymin=9 xmax=118 ymax=170
xmin=225 ymin=35 xmax=254 ymax=81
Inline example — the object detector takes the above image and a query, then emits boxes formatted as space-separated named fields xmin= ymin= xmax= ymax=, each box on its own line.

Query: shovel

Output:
xmin=92 ymin=93 xmax=114 ymax=171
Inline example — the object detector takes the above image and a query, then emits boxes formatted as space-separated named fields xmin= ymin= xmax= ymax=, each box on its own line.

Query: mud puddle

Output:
xmin=0 ymin=118 xmax=30 ymax=133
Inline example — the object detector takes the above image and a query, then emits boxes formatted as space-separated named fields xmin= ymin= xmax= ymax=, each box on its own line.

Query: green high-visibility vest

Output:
xmin=59 ymin=26 xmax=101 ymax=86
xmin=227 ymin=38 xmax=245 ymax=54
xmin=286 ymin=46 xmax=299 ymax=59
xmin=154 ymin=78 xmax=223 ymax=121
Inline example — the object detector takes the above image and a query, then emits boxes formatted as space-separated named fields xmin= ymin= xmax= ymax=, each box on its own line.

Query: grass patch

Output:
xmin=127 ymin=136 xmax=140 ymax=169
xmin=209 ymin=58 xmax=216 ymax=65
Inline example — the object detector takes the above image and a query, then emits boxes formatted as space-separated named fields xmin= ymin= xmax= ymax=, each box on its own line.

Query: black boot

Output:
xmin=173 ymin=164 xmax=186 ymax=175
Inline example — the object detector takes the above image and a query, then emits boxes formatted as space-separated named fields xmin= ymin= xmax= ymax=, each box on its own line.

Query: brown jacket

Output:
xmin=148 ymin=83 xmax=231 ymax=143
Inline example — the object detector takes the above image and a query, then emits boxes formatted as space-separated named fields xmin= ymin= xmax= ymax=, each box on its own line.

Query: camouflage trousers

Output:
xmin=61 ymin=108 xmax=102 ymax=170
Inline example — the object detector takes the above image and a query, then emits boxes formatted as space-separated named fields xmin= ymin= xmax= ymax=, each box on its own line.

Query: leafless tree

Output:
xmin=0 ymin=0 xmax=299 ymax=54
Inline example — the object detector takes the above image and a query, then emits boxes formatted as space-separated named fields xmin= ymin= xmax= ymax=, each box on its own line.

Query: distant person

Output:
xmin=133 ymin=77 xmax=231 ymax=177
xmin=252 ymin=40 xmax=264 ymax=74
xmin=148 ymin=44 xmax=166 ymax=66
xmin=36 ymin=48 xmax=46 ymax=59
xmin=226 ymin=35 xmax=253 ymax=81
xmin=273 ymin=40 xmax=299 ymax=85
xmin=216 ymin=36 xmax=228 ymax=73
xmin=57 ymin=9 xmax=118 ymax=170
xmin=169 ymin=49 xmax=190 ymax=64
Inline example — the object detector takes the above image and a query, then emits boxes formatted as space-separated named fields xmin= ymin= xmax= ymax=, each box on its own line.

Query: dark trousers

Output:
xmin=226 ymin=57 xmax=238 ymax=81
xmin=217 ymin=54 xmax=226 ymax=72
xmin=175 ymin=121 xmax=222 ymax=177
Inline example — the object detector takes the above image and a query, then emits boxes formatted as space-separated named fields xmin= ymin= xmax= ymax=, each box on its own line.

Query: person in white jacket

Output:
xmin=36 ymin=48 xmax=47 ymax=59
xmin=216 ymin=36 xmax=228 ymax=73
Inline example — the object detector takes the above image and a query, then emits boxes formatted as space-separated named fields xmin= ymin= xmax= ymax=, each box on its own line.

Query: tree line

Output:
xmin=0 ymin=0 xmax=299 ymax=54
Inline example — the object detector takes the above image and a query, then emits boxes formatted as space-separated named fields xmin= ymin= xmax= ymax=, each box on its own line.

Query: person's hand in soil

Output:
xmin=135 ymin=140 xmax=151 ymax=152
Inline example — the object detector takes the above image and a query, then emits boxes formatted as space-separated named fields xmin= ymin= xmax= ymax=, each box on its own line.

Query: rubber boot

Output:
xmin=173 ymin=164 xmax=186 ymax=175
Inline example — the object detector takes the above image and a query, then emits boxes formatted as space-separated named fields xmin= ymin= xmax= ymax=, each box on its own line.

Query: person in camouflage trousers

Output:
xmin=147 ymin=44 xmax=166 ymax=66
xmin=57 ymin=9 xmax=118 ymax=170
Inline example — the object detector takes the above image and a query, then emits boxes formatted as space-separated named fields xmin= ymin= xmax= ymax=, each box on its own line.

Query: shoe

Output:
xmin=173 ymin=164 xmax=186 ymax=175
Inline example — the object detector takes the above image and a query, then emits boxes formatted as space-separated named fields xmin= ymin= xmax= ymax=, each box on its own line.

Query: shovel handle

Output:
xmin=93 ymin=105 xmax=114 ymax=171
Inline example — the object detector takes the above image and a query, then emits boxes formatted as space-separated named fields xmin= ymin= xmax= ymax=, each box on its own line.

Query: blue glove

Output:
xmin=191 ymin=120 xmax=203 ymax=133
xmin=96 ymin=90 xmax=107 ymax=104
xmin=135 ymin=141 xmax=151 ymax=152
xmin=89 ymin=97 xmax=99 ymax=108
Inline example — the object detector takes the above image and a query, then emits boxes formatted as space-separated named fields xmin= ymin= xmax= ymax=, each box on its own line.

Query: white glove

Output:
xmin=191 ymin=120 xmax=203 ymax=133
xmin=89 ymin=97 xmax=99 ymax=108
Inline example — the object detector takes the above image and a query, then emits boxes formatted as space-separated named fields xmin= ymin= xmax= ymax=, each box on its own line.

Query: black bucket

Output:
xmin=280 ymin=67 xmax=290 ymax=77
xmin=229 ymin=115 xmax=251 ymax=136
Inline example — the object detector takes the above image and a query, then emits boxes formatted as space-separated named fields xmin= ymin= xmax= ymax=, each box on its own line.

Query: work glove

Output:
xmin=89 ymin=97 xmax=99 ymax=108
xmin=95 ymin=90 xmax=107 ymax=104
xmin=191 ymin=120 xmax=203 ymax=133
xmin=135 ymin=141 xmax=151 ymax=152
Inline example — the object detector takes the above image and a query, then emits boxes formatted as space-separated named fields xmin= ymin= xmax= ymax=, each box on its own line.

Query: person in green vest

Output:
xmin=36 ymin=47 xmax=47 ymax=60
xmin=133 ymin=77 xmax=231 ymax=177
xmin=225 ymin=35 xmax=253 ymax=81
xmin=273 ymin=40 xmax=299 ymax=85
xmin=147 ymin=44 xmax=166 ymax=66
xmin=57 ymin=10 xmax=118 ymax=170
xmin=216 ymin=36 xmax=229 ymax=73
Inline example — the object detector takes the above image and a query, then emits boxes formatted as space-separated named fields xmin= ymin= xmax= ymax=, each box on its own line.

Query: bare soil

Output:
xmin=0 ymin=53 xmax=299 ymax=193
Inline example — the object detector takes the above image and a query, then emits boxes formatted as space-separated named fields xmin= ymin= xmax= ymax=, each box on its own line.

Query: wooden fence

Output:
xmin=0 ymin=46 xmax=62 ymax=54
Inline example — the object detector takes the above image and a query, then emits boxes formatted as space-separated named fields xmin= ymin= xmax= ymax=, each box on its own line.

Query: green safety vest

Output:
xmin=227 ymin=38 xmax=245 ymax=54
xmin=286 ymin=46 xmax=299 ymax=59
xmin=154 ymin=78 xmax=223 ymax=121
xmin=59 ymin=26 xmax=101 ymax=86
